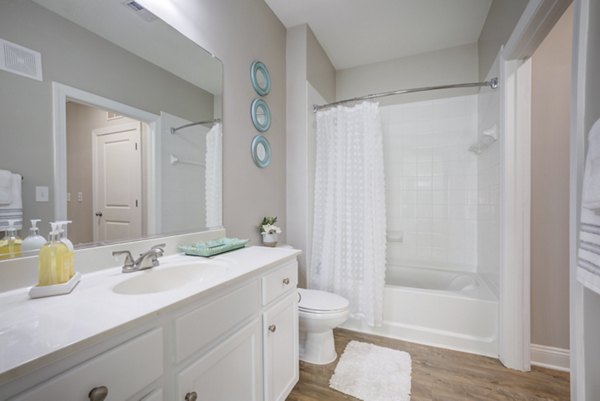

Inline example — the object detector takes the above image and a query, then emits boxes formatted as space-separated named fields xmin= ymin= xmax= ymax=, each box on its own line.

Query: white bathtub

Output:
xmin=342 ymin=265 xmax=498 ymax=357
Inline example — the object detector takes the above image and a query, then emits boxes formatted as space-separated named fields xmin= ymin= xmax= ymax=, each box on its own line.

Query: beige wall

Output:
xmin=140 ymin=0 xmax=287 ymax=244
xmin=477 ymin=0 xmax=528 ymax=79
xmin=286 ymin=24 xmax=336 ymax=287
xmin=336 ymin=43 xmax=479 ymax=105
xmin=306 ymin=27 xmax=336 ymax=103
xmin=530 ymin=5 xmax=573 ymax=350
xmin=0 ymin=0 xmax=214 ymax=237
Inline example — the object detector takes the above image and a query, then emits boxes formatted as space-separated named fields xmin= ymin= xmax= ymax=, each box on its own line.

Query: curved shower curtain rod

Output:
xmin=313 ymin=77 xmax=499 ymax=112
xmin=170 ymin=118 xmax=221 ymax=134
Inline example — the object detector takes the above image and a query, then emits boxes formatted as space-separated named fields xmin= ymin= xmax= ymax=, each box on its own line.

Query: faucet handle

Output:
xmin=151 ymin=243 xmax=166 ymax=253
xmin=112 ymin=250 xmax=134 ymax=268
xmin=148 ymin=244 xmax=165 ymax=258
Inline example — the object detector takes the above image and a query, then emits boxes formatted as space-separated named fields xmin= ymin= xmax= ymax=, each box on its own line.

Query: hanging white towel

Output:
xmin=578 ymin=118 xmax=600 ymax=294
xmin=582 ymin=119 xmax=600 ymax=210
xmin=0 ymin=174 xmax=23 ymax=230
xmin=0 ymin=170 xmax=13 ymax=205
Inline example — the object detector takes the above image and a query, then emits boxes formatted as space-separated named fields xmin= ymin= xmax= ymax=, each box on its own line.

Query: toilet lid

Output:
xmin=298 ymin=288 xmax=349 ymax=313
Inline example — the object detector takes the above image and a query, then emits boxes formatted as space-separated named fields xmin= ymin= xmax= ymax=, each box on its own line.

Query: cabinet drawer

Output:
xmin=262 ymin=261 xmax=298 ymax=305
xmin=15 ymin=329 xmax=163 ymax=401
xmin=175 ymin=280 xmax=259 ymax=362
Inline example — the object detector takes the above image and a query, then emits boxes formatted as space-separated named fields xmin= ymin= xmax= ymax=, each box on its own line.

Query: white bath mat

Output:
xmin=329 ymin=340 xmax=412 ymax=401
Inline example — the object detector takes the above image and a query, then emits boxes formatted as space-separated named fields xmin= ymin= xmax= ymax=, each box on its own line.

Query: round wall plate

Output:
xmin=250 ymin=60 xmax=271 ymax=96
xmin=251 ymin=98 xmax=271 ymax=132
xmin=251 ymin=135 xmax=272 ymax=168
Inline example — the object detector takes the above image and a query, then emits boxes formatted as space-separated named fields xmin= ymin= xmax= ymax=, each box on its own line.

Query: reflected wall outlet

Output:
xmin=35 ymin=186 xmax=49 ymax=202
xmin=77 ymin=192 xmax=83 ymax=203
xmin=67 ymin=192 xmax=71 ymax=202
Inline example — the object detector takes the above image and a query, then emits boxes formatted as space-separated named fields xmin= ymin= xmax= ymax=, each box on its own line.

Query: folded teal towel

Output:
xmin=178 ymin=237 xmax=249 ymax=257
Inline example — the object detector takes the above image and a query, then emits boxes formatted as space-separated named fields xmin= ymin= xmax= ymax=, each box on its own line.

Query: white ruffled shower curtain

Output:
xmin=310 ymin=101 xmax=387 ymax=327
xmin=205 ymin=122 xmax=222 ymax=228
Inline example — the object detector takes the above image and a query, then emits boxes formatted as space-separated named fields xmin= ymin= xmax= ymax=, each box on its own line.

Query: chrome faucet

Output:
xmin=113 ymin=243 xmax=166 ymax=273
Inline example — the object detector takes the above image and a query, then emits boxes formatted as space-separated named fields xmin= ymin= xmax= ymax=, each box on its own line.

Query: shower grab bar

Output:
xmin=170 ymin=118 xmax=221 ymax=134
xmin=313 ymin=78 xmax=498 ymax=112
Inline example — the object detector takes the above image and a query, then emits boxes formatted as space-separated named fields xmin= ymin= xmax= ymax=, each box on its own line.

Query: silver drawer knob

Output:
xmin=282 ymin=278 xmax=290 ymax=285
xmin=88 ymin=386 xmax=108 ymax=401
xmin=185 ymin=391 xmax=198 ymax=401
xmin=268 ymin=324 xmax=277 ymax=333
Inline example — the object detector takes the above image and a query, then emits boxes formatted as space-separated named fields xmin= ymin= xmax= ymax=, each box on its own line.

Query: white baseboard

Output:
xmin=530 ymin=344 xmax=570 ymax=372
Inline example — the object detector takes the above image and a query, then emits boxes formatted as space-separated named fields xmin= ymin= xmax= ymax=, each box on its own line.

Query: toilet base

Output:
xmin=299 ymin=329 xmax=337 ymax=365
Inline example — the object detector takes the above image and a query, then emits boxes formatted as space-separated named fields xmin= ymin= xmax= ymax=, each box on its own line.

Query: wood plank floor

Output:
xmin=286 ymin=328 xmax=570 ymax=401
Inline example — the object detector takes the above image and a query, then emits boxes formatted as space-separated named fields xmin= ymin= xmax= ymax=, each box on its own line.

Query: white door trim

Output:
xmin=569 ymin=0 xmax=589 ymax=398
xmin=499 ymin=55 xmax=532 ymax=371
xmin=497 ymin=0 xmax=570 ymax=371
xmin=52 ymin=82 xmax=161 ymax=234
xmin=504 ymin=0 xmax=572 ymax=61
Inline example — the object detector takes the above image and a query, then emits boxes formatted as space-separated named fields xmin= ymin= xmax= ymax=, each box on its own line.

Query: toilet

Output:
xmin=298 ymin=288 xmax=350 ymax=365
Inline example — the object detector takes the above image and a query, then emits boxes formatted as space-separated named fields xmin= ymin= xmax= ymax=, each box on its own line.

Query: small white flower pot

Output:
xmin=262 ymin=233 xmax=278 ymax=247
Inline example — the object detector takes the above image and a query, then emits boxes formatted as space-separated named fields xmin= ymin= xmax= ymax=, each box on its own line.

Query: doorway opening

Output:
xmin=66 ymin=102 xmax=152 ymax=244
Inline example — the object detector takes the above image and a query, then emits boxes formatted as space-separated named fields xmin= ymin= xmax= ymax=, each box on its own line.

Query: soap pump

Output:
xmin=22 ymin=219 xmax=46 ymax=253
xmin=38 ymin=223 xmax=70 ymax=286
xmin=55 ymin=220 xmax=74 ymax=251
xmin=55 ymin=221 xmax=74 ymax=278
xmin=0 ymin=219 xmax=22 ymax=259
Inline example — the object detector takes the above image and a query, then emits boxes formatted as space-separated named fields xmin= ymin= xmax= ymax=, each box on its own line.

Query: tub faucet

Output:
xmin=113 ymin=243 xmax=165 ymax=273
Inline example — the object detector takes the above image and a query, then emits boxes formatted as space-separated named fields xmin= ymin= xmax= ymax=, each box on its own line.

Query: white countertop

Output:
xmin=0 ymin=246 xmax=300 ymax=383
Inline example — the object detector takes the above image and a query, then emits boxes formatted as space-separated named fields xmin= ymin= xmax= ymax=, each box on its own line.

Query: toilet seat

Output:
xmin=298 ymin=288 xmax=349 ymax=314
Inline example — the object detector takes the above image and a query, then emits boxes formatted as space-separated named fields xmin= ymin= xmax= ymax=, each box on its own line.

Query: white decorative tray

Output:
xmin=28 ymin=272 xmax=82 ymax=299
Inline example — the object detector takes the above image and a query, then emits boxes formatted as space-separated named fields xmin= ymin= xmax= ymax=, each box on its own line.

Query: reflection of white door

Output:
xmin=92 ymin=122 xmax=142 ymax=242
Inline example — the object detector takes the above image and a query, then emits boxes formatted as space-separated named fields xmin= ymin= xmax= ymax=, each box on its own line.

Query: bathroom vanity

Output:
xmin=0 ymin=246 xmax=300 ymax=401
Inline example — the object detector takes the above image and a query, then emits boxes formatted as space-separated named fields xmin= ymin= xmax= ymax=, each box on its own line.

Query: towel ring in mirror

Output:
xmin=250 ymin=61 xmax=271 ymax=96
xmin=251 ymin=135 xmax=272 ymax=168
xmin=251 ymin=98 xmax=271 ymax=132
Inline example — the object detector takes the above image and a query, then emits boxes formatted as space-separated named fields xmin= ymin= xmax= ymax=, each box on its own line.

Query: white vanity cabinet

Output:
xmin=176 ymin=259 xmax=299 ymax=401
xmin=1 ymin=252 xmax=300 ymax=401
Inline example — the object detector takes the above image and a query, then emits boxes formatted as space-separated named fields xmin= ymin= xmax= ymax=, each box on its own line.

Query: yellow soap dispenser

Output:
xmin=0 ymin=219 xmax=22 ymax=260
xmin=38 ymin=223 xmax=70 ymax=286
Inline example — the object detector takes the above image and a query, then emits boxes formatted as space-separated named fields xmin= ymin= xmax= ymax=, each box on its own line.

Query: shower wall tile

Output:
xmin=382 ymin=94 xmax=478 ymax=272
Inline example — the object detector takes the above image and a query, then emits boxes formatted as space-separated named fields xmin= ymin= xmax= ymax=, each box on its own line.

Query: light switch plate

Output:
xmin=35 ymin=186 xmax=49 ymax=202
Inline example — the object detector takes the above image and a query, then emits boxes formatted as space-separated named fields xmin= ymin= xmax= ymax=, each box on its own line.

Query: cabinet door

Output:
xmin=263 ymin=292 xmax=299 ymax=401
xmin=177 ymin=319 xmax=262 ymax=401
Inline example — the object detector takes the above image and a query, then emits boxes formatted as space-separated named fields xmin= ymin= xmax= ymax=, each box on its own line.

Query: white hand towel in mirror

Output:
xmin=0 ymin=169 xmax=12 ymax=205
xmin=582 ymin=119 xmax=600 ymax=210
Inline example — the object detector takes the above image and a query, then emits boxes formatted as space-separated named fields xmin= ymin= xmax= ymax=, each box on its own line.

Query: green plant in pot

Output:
xmin=260 ymin=216 xmax=281 ymax=247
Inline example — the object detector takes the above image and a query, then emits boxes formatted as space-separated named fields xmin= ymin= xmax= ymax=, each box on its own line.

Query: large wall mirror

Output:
xmin=0 ymin=0 xmax=223 ymax=257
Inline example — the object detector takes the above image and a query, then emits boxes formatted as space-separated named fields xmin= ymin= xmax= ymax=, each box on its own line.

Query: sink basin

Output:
xmin=113 ymin=263 xmax=224 ymax=295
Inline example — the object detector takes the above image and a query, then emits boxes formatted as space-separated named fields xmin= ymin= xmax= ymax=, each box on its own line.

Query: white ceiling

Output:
xmin=32 ymin=0 xmax=222 ymax=95
xmin=264 ymin=0 xmax=493 ymax=70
